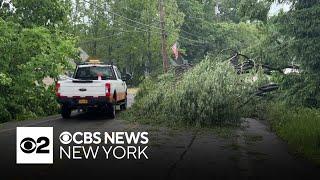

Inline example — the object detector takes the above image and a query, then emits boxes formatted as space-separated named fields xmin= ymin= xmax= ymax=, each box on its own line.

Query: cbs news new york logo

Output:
xmin=16 ymin=127 xmax=53 ymax=164
xmin=16 ymin=127 xmax=149 ymax=163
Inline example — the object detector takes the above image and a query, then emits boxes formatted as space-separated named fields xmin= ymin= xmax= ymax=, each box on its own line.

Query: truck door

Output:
xmin=113 ymin=66 xmax=126 ymax=101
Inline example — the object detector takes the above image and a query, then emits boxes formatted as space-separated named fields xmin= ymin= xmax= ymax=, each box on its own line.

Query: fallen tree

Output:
xmin=126 ymin=54 xmax=269 ymax=126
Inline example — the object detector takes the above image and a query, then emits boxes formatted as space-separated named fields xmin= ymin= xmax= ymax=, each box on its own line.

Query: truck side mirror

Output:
xmin=122 ymin=73 xmax=132 ymax=81
xmin=67 ymin=71 xmax=74 ymax=78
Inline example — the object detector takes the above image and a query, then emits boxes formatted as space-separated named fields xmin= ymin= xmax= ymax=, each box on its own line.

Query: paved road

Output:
xmin=0 ymin=94 xmax=319 ymax=179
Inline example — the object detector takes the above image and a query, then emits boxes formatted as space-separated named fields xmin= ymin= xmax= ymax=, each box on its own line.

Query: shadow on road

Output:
xmin=66 ymin=110 xmax=115 ymax=121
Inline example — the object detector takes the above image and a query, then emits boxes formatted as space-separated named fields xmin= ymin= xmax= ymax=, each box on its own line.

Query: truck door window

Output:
xmin=114 ymin=67 xmax=122 ymax=80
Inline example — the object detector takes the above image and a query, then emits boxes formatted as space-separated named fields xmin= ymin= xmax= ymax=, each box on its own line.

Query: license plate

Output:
xmin=78 ymin=99 xmax=88 ymax=104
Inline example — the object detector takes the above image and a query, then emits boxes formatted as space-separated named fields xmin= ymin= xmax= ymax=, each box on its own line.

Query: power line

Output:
xmin=79 ymin=30 xmax=146 ymax=44
xmin=76 ymin=1 xmax=160 ymax=33
xmin=79 ymin=0 xmax=210 ymax=45
xmin=113 ymin=20 xmax=153 ymax=33
xmin=82 ymin=0 xmax=163 ymax=31
xmin=113 ymin=1 xmax=161 ymax=28
xmin=179 ymin=36 xmax=207 ymax=45
xmin=82 ymin=0 xmax=203 ymax=40
xmin=79 ymin=32 xmax=124 ymax=44
xmin=125 ymin=6 xmax=200 ymax=39
xmin=122 ymin=0 xmax=163 ymax=24
xmin=121 ymin=0 xmax=200 ymax=39
xmin=80 ymin=28 xmax=208 ymax=47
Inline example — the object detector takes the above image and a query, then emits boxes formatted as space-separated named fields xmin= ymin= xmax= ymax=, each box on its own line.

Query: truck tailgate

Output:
xmin=60 ymin=80 xmax=106 ymax=97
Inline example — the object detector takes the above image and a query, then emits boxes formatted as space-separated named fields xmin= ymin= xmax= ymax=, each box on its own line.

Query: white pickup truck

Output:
xmin=55 ymin=62 xmax=131 ymax=119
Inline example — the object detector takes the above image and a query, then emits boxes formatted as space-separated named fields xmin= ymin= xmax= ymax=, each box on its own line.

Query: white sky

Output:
xmin=268 ymin=1 xmax=292 ymax=16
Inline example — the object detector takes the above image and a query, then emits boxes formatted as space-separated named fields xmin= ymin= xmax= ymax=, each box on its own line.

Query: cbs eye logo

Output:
xmin=20 ymin=137 xmax=50 ymax=154
xmin=16 ymin=127 xmax=53 ymax=164
xmin=59 ymin=131 xmax=72 ymax=144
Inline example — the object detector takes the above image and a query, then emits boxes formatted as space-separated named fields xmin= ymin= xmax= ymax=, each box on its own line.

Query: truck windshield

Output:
xmin=74 ymin=66 xmax=115 ymax=80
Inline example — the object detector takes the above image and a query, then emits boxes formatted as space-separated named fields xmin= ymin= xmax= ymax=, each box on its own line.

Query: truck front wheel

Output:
xmin=61 ymin=105 xmax=71 ymax=119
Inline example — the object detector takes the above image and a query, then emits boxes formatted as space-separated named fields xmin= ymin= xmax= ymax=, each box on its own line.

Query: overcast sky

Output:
xmin=269 ymin=1 xmax=292 ymax=16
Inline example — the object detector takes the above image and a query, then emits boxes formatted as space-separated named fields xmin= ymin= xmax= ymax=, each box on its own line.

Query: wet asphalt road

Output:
xmin=0 ymin=93 xmax=319 ymax=179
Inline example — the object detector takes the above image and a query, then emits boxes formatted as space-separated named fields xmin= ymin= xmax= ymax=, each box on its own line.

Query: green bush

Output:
xmin=266 ymin=103 xmax=320 ymax=164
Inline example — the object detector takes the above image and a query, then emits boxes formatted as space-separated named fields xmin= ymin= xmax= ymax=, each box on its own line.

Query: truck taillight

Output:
xmin=55 ymin=82 xmax=61 ymax=97
xmin=105 ymin=83 xmax=111 ymax=97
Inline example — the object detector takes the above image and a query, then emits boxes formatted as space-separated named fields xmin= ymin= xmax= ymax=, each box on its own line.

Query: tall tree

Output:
xmin=176 ymin=0 xmax=262 ymax=62
xmin=237 ymin=0 xmax=272 ymax=22
xmin=1 ymin=0 xmax=71 ymax=28
xmin=278 ymin=0 xmax=320 ymax=107
xmin=0 ymin=5 xmax=76 ymax=122
xmin=72 ymin=0 xmax=184 ymax=83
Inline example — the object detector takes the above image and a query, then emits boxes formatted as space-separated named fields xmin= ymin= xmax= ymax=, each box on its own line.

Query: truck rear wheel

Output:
xmin=107 ymin=104 xmax=116 ymax=119
xmin=61 ymin=105 xmax=71 ymax=119
xmin=120 ymin=97 xmax=127 ymax=110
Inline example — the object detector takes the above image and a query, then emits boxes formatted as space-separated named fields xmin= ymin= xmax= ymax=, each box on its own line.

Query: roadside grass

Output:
xmin=127 ymin=88 xmax=139 ymax=95
xmin=266 ymin=103 xmax=320 ymax=165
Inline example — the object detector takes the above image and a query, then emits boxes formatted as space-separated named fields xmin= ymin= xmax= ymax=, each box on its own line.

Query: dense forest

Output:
xmin=0 ymin=0 xmax=319 ymax=163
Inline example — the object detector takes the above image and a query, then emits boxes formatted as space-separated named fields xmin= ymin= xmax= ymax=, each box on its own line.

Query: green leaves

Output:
xmin=237 ymin=0 xmax=272 ymax=22
xmin=5 ymin=0 xmax=70 ymax=28
xmin=252 ymin=1 xmax=320 ymax=107
xmin=0 ymin=18 xmax=76 ymax=122
xmin=0 ymin=73 xmax=12 ymax=86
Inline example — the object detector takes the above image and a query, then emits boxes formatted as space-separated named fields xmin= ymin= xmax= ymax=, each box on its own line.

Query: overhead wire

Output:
xmin=79 ymin=30 xmax=146 ymax=44
xmin=82 ymin=0 xmax=163 ymax=31
xmin=82 ymin=0 xmax=207 ymax=43
xmin=80 ymin=0 xmax=210 ymax=46
xmin=121 ymin=0 xmax=200 ymax=39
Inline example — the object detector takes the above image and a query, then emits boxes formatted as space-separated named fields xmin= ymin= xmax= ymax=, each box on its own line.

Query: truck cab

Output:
xmin=56 ymin=61 xmax=129 ymax=119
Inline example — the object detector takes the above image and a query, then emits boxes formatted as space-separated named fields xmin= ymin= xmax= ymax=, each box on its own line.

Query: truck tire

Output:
xmin=107 ymin=103 xmax=116 ymax=119
xmin=61 ymin=105 xmax=71 ymax=119
xmin=121 ymin=97 xmax=127 ymax=110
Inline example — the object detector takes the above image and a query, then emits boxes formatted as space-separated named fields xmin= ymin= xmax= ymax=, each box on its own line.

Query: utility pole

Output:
xmin=146 ymin=3 xmax=152 ymax=76
xmin=159 ymin=0 xmax=169 ymax=73
xmin=92 ymin=0 xmax=98 ymax=57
